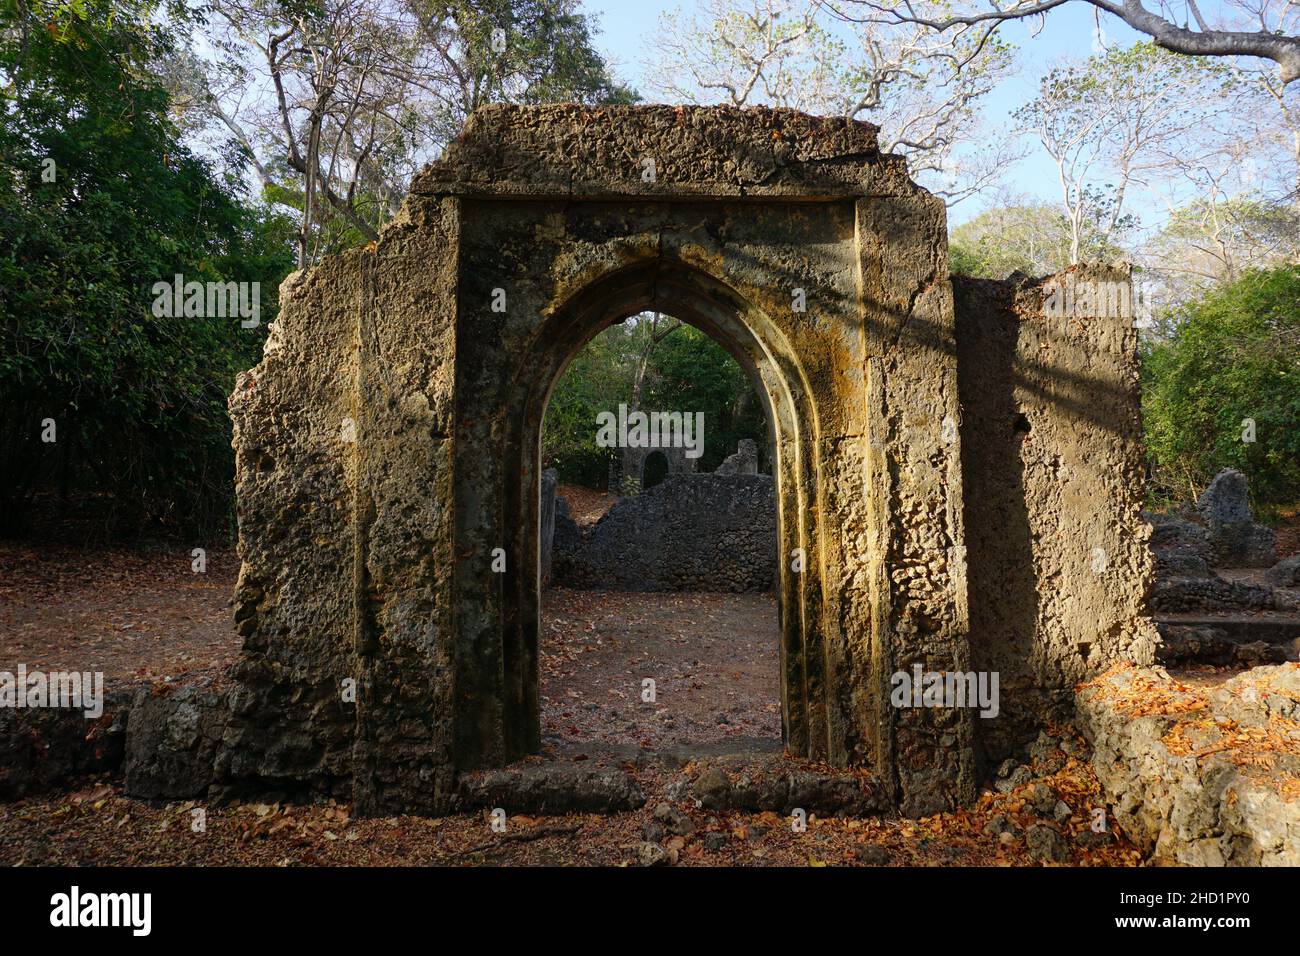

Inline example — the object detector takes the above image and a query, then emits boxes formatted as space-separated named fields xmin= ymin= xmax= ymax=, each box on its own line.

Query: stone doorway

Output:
xmin=224 ymin=104 xmax=1155 ymax=817
xmin=538 ymin=315 xmax=782 ymax=756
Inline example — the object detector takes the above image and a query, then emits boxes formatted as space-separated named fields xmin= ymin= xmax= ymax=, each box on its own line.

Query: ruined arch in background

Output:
xmin=223 ymin=105 xmax=1157 ymax=818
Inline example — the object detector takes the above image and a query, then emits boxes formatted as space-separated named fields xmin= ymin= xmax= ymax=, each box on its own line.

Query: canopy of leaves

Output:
xmin=0 ymin=0 xmax=295 ymax=536
xmin=1141 ymin=265 xmax=1300 ymax=510
xmin=949 ymin=200 xmax=1129 ymax=278
xmin=542 ymin=318 xmax=767 ymax=486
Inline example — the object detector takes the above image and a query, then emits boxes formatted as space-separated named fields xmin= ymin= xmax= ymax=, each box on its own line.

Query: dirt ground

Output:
xmin=540 ymin=588 xmax=781 ymax=754
xmin=0 ymin=542 xmax=1147 ymax=866
xmin=0 ymin=543 xmax=240 ymax=686
xmin=557 ymin=483 xmax=618 ymax=526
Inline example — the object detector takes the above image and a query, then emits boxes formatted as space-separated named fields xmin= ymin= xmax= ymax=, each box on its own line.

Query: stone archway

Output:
xmin=222 ymin=104 xmax=1157 ymax=818
xmin=475 ymin=258 xmax=821 ymax=771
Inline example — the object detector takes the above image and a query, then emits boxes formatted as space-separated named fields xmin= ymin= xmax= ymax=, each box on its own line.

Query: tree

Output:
xmin=645 ymin=0 xmax=1019 ymax=204
xmin=1141 ymin=265 xmax=1300 ymax=509
xmin=1143 ymin=195 xmax=1300 ymax=295
xmin=1014 ymin=43 xmax=1218 ymax=263
xmin=836 ymin=0 xmax=1300 ymax=86
xmin=0 ymin=0 xmax=296 ymax=535
xmin=542 ymin=316 xmax=766 ymax=483
xmin=190 ymin=0 xmax=635 ymax=267
xmin=949 ymin=200 xmax=1112 ymax=277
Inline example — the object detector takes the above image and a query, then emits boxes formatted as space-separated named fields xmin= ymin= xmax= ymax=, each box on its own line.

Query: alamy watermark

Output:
xmin=1041 ymin=274 xmax=1144 ymax=320
xmin=595 ymin=403 xmax=704 ymax=459
xmin=50 ymin=886 xmax=151 ymax=936
xmin=151 ymin=274 xmax=260 ymax=328
xmin=0 ymin=665 xmax=104 ymax=718
xmin=890 ymin=665 xmax=999 ymax=718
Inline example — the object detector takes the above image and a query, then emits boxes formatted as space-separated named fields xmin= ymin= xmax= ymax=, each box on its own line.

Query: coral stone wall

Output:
xmin=954 ymin=268 xmax=1159 ymax=764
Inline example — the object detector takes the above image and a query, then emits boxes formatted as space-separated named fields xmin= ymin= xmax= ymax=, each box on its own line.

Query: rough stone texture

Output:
xmin=551 ymin=497 xmax=582 ymax=574
xmin=454 ymin=762 xmax=645 ymax=814
xmin=220 ymin=104 xmax=1150 ymax=816
xmin=1076 ymin=664 xmax=1300 ymax=866
xmin=953 ymin=270 xmax=1159 ymax=766
xmin=122 ymin=685 xmax=230 ymax=800
xmin=1155 ymin=624 xmax=1290 ymax=668
xmin=1145 ymin=513 xmax=1214 ymax=578
xmin=221 ymin=250 xmax=369 ymax=805
xmin=612 ymin=443 xmax=696 ymax=496
xmin=1197 ymin=469 xmax=1277 ymax=567
xmin=539 ymin=468 xmax=558 ymax=585
xmin=1266 ymin=555 xmax=1300 ymax=589
xmin=688 ymin=759 xmax=882 ymax=815
xmin=1152 ymin=575 xmax=1279 ymax=612
xmin=553 ymin=474 xmax=776 ymax=592
xmin=715 ymin=438 xmax=759 ymax=475
xmin=0 ymin=689 xmax=130 ymax=799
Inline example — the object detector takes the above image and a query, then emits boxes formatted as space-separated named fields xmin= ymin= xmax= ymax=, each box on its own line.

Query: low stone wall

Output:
xmin=0 ymin=680 xmax=229 ymax=801
xmin=1075 ymin=664 xmax=1300 ymax=865
xmin=552 ymin=474 xmax=776 ymax=592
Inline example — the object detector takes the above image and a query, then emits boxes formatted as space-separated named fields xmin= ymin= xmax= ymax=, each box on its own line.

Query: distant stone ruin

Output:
xmin=714 ymin=438 xmax=759 ymax=476
xmin=1146 ymin=468 xmax=1298 ymax=669
xmin=1197 ymin=468 xmax=1277 ymax=567
xmin=550 ymin=474 xmax=776 ymax=592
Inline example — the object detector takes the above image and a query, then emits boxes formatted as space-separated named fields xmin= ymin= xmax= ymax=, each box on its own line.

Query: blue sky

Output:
xmin=581 ymin=1 xmax=1156 ymax=227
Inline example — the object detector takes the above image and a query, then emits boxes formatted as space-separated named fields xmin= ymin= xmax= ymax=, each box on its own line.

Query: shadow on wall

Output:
xmin=955 ymin=277 xmax=1041 ymax=764
xmin=954 ymin=269 xmax=1159 ymax=767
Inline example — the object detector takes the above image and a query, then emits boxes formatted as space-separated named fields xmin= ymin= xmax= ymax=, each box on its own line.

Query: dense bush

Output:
xmin=1141 ymin=265 xmax=1300 ymax=511
xmin=0 ymin=1 xmax=295 ymax=537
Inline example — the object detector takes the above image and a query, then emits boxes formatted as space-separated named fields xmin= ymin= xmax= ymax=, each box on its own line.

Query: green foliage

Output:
xmin=950 ymin=199 xmax=1131 ymax=279
xmin=414 ymin=0 xmax=638 ymax=145
xmin=0 ymin=0 xmax=296 ymax=536
xmin=1141 ymin=266 xmax=1300 ymax=510
xmin=542 ymin=318 xmax=766 ymax=486
xmin=644 ymin=325 xmax=765 ymax=473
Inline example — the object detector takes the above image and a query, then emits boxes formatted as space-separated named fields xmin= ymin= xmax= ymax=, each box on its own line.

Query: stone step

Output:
xmin=1156 ymin=613 xmax=1300 ymax=645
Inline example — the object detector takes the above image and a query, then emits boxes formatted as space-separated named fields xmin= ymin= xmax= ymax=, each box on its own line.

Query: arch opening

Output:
xmin=537 ymin=309 xmax=780 ymax=756
xmin=452 ymin=256 xmax=833 ymax=770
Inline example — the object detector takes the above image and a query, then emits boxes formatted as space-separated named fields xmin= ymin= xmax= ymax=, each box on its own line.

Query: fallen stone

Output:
xmin=1197 ymin=470 xmax=1277 ymax=567
xmin=854 ymin=844 xmax=891 ymax=865
xmin=456 ymin=762 xmax=645 ymax=814
xmin=1265 ymin=555 xmax=1300 ymax=589
xmin=703 ymin=831 xmax=728 ymax=851
xmin=637 ymin=842 xmax=670 ymax=867
xmin=1025 ymin=824 xmax=1070 ymax=863
xmin=123 ymin=684 xmax=229 ymax=800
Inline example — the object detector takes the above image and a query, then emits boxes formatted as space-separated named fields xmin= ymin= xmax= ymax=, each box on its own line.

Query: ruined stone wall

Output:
xmin=553 ymin=475 xmax=776 ymax=592
xmin=216 ymin=105 xmax=1157 ymax=818
xmin=220 ymin=254 xmax=363 ymax=800
xmin=856 ymin=195 xmax=975 ymax=815
xmin=954 ymin=267 xmax=1159 ymax=764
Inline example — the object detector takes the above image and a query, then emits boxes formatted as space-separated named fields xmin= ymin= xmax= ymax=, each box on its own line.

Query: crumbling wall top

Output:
xmin=411 ymin=104 xmax=903 ymax=200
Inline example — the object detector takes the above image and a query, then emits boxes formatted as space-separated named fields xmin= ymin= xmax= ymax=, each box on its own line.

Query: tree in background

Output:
xmin=1015 ymin=43 xmax=1222 ymax=265
xmin=645 ymin=0 xmax=1020 ymax=205
xmin=1142 ymin=265 xmax=1300 ymax=510
xmin=190 ymin=0 xmax=636 ymax=266
xmin=949 ymin=197 xmax=1129 ymax=277
xmin=0 ymin=0 xmax=296 ymax=536
xmin=542 ymin=317 xmax=766 ymax=486
xmin=1144 ymin=196 xmax=1300 ymax=298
